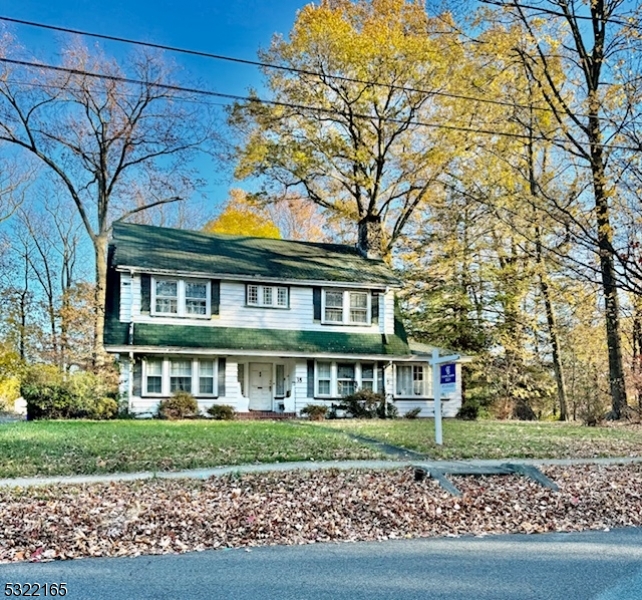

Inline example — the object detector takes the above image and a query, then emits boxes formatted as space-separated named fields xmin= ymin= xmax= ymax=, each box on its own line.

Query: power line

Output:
xmin=477 ymin=0 xmax=640 ymax=28
xmin=1 ymin=56 xmax=641 ymax=153
xmin=0 ymin=14 xmax=556 ymax=114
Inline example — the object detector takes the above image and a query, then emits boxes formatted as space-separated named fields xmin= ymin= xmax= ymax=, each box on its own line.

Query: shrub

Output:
xmin=93 ymin=397 xmax=119 ymax=419
xmin=404 ymin=407 xmax=422 ymax=419
xmin=377 ymin=400 xmax=398 ymax=419
xmin=457 ymin=399 xmax=479 ymax=421
xmin=21 ymin=365 xmax=119 ymax=420
xmin=157 ymin=391 xmax=199 ymax=420
xmin=300 ymin=404 xmax=328 ymax=421
xmin=207 ymin=404 xmax=236 ymax=420
xmin=336 ymin=390 xmax=397 ymax=419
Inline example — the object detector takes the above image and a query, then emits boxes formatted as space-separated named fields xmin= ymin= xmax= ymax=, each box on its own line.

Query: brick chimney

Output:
xmin=357 ymin=215 xmax=384 ymax=260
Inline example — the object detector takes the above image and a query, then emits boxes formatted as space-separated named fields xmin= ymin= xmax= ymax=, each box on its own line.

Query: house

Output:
xmin=104 ymin=221 xmax=466 ymax=417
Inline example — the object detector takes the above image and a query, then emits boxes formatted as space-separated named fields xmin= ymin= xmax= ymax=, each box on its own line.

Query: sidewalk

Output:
xmin=2 ymin=456 xmax=642 ymax=488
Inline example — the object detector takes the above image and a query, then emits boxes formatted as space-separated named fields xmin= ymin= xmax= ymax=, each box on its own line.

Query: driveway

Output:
xmin=1 ymin=528 xmax=641 ymax=599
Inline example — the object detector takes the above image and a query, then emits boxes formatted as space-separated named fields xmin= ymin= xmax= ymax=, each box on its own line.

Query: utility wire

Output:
xmin=0 ymin=14 xmax=556 ymax=114
xmin=1 ymin=14 xmax=632 ymax=125
xmin=2 ymin=56 xmax=641 ymax=153
xmin=477 ymin=0 xmax=640 ymax=28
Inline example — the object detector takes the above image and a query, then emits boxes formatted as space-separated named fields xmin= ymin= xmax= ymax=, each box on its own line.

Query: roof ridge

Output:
xmin=112 ymin=221 xmax=361 ymax=255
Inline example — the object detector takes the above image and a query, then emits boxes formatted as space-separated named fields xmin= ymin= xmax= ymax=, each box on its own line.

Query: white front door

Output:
xmin=249 ymin=363 xmax=273 ymax=410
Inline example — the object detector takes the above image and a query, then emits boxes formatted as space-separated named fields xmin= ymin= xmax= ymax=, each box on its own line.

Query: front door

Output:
xmin=249 ymin=363 xmax=273 ymax=411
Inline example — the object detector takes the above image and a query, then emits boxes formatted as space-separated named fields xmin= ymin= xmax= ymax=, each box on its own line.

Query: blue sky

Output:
xmin=1 ymin=0 xmax=310 ymax=218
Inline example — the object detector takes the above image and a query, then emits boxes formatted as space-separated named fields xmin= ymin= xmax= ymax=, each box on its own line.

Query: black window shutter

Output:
xmin=211 ymin=280 xmax=220 ymax=316
xmin=307 ymin=360 xmax=315 ymax=397
xmin=313 ymin=288 xmax=322 ymax=321
xmin=133 ymin=360 xmax=142 ymax=396
xmin=371 ymin=292 xmax=379 ymax=324
xmin=140 ymin=274 xmax=151 ymax=313
xmin=218 ymin=358 xmax=226 ymax=396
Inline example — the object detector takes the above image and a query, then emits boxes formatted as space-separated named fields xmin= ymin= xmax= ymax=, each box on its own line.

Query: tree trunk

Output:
xmin=93 ymin=234 xmax=108 ymax=366
xmin=632 ymin=298 xmax=642 ymax=415
xmin=538 ymin=265 xmax=568 ymax=420
xmin=591 ymin=136 xmax=628 ymax=419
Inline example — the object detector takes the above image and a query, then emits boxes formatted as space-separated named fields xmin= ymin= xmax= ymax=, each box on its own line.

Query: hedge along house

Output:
xmin=104 ymin=221 xmax=466 ymax=417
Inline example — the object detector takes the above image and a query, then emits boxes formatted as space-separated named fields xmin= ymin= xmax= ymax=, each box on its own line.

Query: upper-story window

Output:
xmin=322 ymin=289 xmax=370 ymax=325
xmin=246 ymin=284 xmax=289 ymax=308
xmin=152 ymin=278 xmax=210 ymax=318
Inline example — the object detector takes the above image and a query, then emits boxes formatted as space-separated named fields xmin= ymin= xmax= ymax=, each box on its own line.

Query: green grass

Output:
xmin=3 ymin=419 xmax=642 ymax=479
xmin=314 ymin=419 xmax=642 ymax=460
xmin=0 ymin=420 xmax=382 ymax=478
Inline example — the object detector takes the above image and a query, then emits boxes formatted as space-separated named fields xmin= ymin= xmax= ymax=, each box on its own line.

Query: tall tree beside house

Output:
xmin=0 ymin=36 xmax=215 ymax=361
xmin=203 ymin=189 xmax=281 ymax=239
xmin=229 ymin=0 xmax=470 ymax=260
xmin=475 ymin=0 xmax=642 ymax=418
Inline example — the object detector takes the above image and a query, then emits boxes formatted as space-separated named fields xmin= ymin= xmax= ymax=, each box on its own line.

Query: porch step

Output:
xmin=236 ymin=411 xmax=297 ymax=421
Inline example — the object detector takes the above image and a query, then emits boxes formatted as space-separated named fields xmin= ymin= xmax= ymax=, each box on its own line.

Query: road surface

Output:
xmin=1 ymin=528 xmax=642 ymax=599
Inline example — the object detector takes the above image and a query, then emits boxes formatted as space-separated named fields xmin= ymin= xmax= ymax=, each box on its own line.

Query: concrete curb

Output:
xmin=2 ymin=456 xmax=642 ymax=488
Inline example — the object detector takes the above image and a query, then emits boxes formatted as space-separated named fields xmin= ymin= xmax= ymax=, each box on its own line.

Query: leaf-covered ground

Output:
xmin=1 ymin=464 xmax=641 ymax=563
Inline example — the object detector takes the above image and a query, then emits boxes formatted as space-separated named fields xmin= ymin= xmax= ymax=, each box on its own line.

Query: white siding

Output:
xmin=383 ymin=290 xmax=395 ymax=335
xmin=292 ymin=361 xmax=311 ymax=413
xmin=130 ymin=281 xmax=386 ymax=334
xmin=119 ymin=274 xmax=133 ymax=322
xmin=130 ymin=275 xmax=141 ymax=317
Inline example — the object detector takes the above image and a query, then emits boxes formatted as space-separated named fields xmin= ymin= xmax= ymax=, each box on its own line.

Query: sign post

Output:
xmin=431 ymin=350 xmax=459 ymax=446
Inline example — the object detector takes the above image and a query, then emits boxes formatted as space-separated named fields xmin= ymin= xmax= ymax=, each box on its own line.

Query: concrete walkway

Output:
xmin=2 ymin=456 xmax=642 ymax=488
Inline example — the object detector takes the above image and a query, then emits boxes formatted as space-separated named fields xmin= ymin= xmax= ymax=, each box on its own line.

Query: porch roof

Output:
xmin=104 ymin=321 xmax=410 ymax=356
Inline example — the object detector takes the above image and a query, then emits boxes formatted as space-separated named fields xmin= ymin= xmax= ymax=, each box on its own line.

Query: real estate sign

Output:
xmin=440 ymin=363 xmax=456 ymax=396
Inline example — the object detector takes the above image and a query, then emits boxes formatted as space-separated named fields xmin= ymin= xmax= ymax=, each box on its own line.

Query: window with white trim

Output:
xmin=143 ymin=358 xmax=220 ymax=397
xmin=170 ymin=360 xmax=192 ymax=393
xmin=315 ymin=361 xmax=379 ymax=397
xmin=145 ymin=359 xmax=163 ymax=394
xmin=199 ymin=360 xmax=216 ymax=395
xmin=322 ymin=290 xmax=371 ymax=325
xmin=155 ymin=280 xmax=178 ymax=315
xmin=275 ymin=364 xmax=285 ymax=397
xmin=361 ymin=363 xmax=375 ymax=391
xmin=317 ymin=362 xmax=331 ymax=396
xmin=185 ymin=282 xmax=208 ymax=315
xmin=337 ymin=363 xmax=356 ymax=396
xmin=246 ymin=284 xmax=289 ymax=308
xmin=396 ymin=364 xmax=428 ymax=396
xmin=152 ymin=278 xmax=210 ymax=318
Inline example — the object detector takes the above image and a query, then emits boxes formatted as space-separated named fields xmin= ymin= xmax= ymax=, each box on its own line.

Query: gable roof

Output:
xmin=110 ymin=222 xmax=401 ymax=287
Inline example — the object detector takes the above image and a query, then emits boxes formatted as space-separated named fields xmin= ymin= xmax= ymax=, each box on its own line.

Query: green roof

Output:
xmin=110 ymin=222 xmax=401 ymax=286
xmin=104 ymin=322 xmax=410 ymax=356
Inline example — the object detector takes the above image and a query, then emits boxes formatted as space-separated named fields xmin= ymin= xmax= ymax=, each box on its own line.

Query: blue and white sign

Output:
xmin=440 ymin=364 xmax=456 ymax=395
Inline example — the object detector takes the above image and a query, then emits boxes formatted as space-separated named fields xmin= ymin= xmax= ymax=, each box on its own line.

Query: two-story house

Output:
xmin=104 ymin=222 xmax=464 ymax=417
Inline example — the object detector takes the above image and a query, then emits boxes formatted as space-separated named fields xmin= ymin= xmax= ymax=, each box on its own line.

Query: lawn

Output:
xmin=2 ymin=419 xmax=642 ymax=479
xmin=313 ymin=419 xmax=642 ymax=460
xmin=0 ymin=420 xmax=382 ymax=478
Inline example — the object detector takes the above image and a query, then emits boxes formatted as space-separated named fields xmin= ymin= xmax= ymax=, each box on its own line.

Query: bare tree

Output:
xmin=479 ymin=0 xmax=642 ymax=418
xmin=0 ymin=37 xmax=216 ymax=360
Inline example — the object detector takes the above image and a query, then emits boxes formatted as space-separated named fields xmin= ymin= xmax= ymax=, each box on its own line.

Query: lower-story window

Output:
xmin=144 ymin=357 xmax=220 ymax=397
xmin=170 ymin=360 xmax=192 ymax=393
xmin=199 ymin=361 xmax=216 ymax=394
xmin=396 ymin=364 xmax=429 ymax=396
xmin=337 ymin=363 xmax=356 ymax=396
xmin=315 ymin=361 xmax=378 ymax=397
xmin=317 ymin=362 xmax=331 ymax=396
xmin=145 ymin=359 xmax=163 ymax=394
xmin=361 ymin=363 xmax=374 ymax=391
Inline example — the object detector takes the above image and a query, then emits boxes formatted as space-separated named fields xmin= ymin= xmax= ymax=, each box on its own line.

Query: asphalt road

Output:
xmin=2 ymin=528 xmax=642 ymax=600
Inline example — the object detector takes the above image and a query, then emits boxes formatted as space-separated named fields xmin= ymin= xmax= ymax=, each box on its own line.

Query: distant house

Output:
xmin=104 ymin=222 xmax=466 ymax=417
